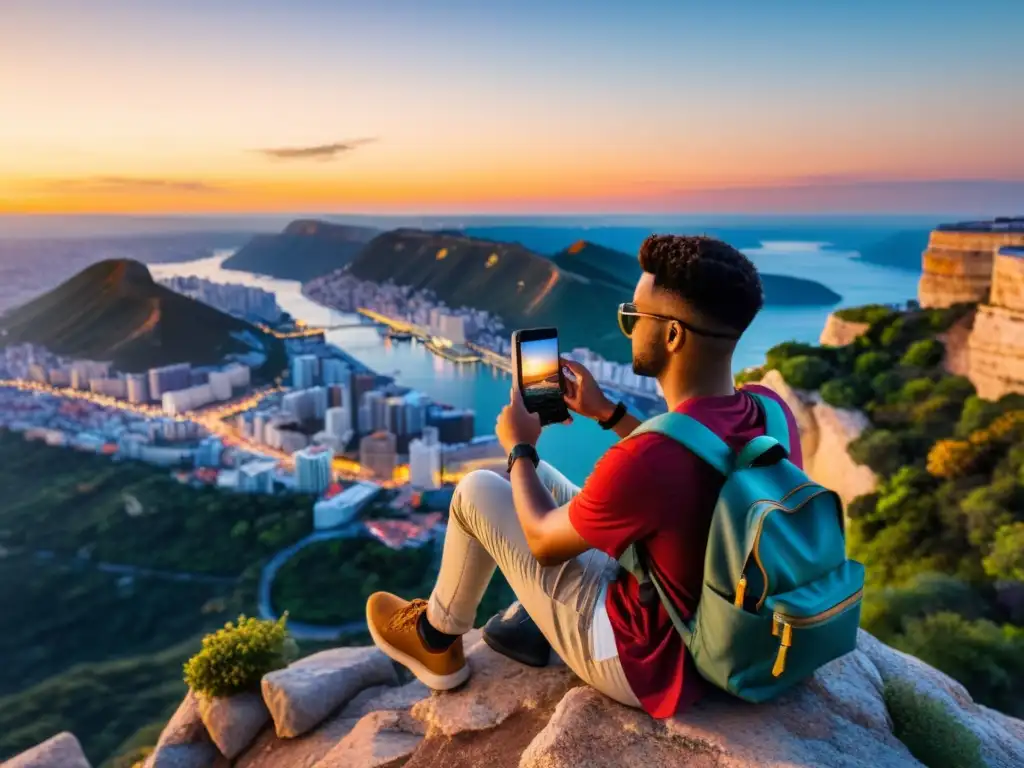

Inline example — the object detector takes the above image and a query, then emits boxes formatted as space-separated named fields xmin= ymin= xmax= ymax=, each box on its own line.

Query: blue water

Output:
xmin=152 ymin=221 xmax=923 ymax=485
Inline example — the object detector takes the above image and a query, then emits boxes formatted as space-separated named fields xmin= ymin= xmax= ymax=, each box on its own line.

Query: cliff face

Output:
xmin=758 ymin=370 xmax=878 ymax=507
xmin=967 ymin=249 xmax=1024 ymax=399
xmin=918 ymin=229 xmax=1024 ymax=309
xmin=819 ymin=314 xmax=870 ymax=347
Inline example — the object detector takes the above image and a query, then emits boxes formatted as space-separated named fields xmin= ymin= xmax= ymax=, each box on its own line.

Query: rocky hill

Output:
xmin=345 ymin=229 xmax=631 ymax=362
xmin=552 ymin=239 xmax=843 ymax=306
xmin=10 ymin=629 xmax=1022 ymax=768
xmin=222 ymin=221 xmax=379 ymax=281
xmin=0 ymin=259 xmax=284 ymax=376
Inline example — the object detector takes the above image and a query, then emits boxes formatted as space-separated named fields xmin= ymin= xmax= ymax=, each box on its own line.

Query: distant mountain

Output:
xmin=223 ymin=220 xmax=379 ymax=281
xmin=0 ymin=259 xmax=285 ymax=376
xmin=854 ymin=230 xmax=930 ymax=272
xmin=345 ymin=230 xmax=633 ymax=362
xmin=552 ymin=240 xmax=843 ymax=306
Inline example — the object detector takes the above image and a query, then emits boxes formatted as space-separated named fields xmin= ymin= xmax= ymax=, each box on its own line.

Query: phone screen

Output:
xmin=516 ymin=329 xmax=568 ymax=424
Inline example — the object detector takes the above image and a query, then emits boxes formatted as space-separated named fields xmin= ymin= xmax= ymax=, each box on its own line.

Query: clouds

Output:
xmin=51 ymin=176 xmax=220 ymax=193
xmin=255 ymin=138 xmax=377 ymax=161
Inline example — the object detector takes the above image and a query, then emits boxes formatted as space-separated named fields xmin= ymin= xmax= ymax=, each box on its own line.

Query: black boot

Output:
xmin=481 ymin=601 xmax=552 ymax=668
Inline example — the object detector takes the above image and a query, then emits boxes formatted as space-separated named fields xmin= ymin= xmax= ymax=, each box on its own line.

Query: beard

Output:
xmin=632 ymin=343 xmax=668 ymax=379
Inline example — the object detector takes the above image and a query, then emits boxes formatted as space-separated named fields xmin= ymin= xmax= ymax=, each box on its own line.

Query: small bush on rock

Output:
xmin=901 ymin=339 xmax=945 ymax=368
xmin=778 ymin=355 xmax=832 ymax=389
xmin=184 ymin=614 xmax=293 ymax=698
xmin=883 ymin=678 xmax=982 ymax=768
xmin=820 ymin=376 xmax=871 ymax=409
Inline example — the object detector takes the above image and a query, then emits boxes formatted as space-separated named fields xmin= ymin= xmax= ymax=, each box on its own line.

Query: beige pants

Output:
xmin=427 ymin=463 xmax=641 ymax=709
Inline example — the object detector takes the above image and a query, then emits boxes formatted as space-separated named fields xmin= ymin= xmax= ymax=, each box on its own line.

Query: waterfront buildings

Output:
xmin=409 ymin=426 xmax=441 ymax=489
xmin=359 ymin=431 xmax=398 ymax=481
xmin=313 ymin=481 xmax=381 ymax=529
xmin=294 ymin=445 xmax=334 ymax=494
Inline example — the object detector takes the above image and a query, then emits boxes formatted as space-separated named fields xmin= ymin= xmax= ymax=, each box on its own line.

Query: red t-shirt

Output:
xmin=567 ymin=385 xmax=803 ymax=719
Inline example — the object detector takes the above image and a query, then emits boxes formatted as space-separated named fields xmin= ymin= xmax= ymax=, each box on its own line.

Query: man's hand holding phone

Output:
xmin=560 ymin=358 xmax=615 ymax=423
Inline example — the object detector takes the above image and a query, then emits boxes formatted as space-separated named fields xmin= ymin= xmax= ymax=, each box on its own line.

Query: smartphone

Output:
xmin=512 ymin=327 xmax=570 ymax=426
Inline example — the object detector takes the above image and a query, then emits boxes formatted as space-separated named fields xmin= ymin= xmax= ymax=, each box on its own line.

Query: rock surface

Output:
xmin=758 ymin=369 xmax=878 ymax=506
xmin=122 ymin=627 xmax=1024 ymax=768
xmin=261 ymin=646 xmax=398 ymax=738
xmin=3 ymin=732 xmax=91 ymax=768
xmin=197 ymin=692 xmax=271 ymax=760
xmin=819 ymin=314 xmax=870 ymax=347
xmin=144 ymin=691 xmax=226 ymax=768
xmin=917 ymin=229 xmax=1024 ymax=309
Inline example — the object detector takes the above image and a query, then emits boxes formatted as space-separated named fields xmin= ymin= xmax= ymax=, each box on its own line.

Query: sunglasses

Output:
xmin=617 ymin=302 xmax=740 ymax=340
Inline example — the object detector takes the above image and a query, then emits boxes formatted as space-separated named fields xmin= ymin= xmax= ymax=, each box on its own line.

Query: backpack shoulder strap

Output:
xmin=627 ymin=411 xmax=732 ymax=476
xmin=748 ymin=391 xmax=790 ymax=453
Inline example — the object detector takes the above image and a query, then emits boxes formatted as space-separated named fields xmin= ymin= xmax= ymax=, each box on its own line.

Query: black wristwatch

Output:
xmin=507 ymin=443 xmax=540 ymax=473
xmin=598 ymin=401 xmax=627 ymax=430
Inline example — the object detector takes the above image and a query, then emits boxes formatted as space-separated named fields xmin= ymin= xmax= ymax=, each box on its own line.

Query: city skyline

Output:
xmin=3 ymin=1 xmax=1023 ymax=215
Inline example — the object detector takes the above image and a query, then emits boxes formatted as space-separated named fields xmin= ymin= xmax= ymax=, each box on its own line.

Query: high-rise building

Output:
xmin=321 ymin=358 xmax=350 ymax=387
xmin=362 ymin=391 xmax=388 ymax=433
xmin=311 ymin=386 xmax=328 ymax=419
xmin=359 ymin=431 xmax=397 ymax=481
xmin=27 ymin=364 xmax=48 ymax=384
xmin=409 ymin=435 xmax=441 ymax=489
xmin=427 ymin=408 xmax=475 ymax=444
xmin=223 ymin=363 xmax=251 ymax=389
xmin=385 ymin=396 xmax=407 ymax=436
xmin=294 ymin=445 xmax=334 ymax=494
xmin=352 ymin=373 xmax=377 ymax=430
xmin=208 ymin=371 xmax=233 ymax=401
xmin=149 ymin=363 xmax=191 ymax=401
xmin=195 ymin=436 xmax=224 ymax=468
xmin=48 ymin=368 xmax=71 ymax=388
xmin=282 ymin=390 xmax=315 ymax=422
xmin=238 ymin=459 xmax=277 ymax=494
xmin=325 ymin=406 xmax=351 ymax=440
xmin=291 ymin=354 xmax=319 ymax=390
xmin=358 ymin=402 xmax=372 ymax=434
xmin=90 ymin=378 xmax=128 ymax=399
xmin=327 ymin=383 xmax=346 ymax=409
xmin=404 ymin=392 xmax=429 ymax=436
xmin=126 ymin=373 xmax=149 ymax=404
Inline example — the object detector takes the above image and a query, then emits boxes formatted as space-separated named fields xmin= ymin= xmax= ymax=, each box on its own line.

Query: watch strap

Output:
xmin=507 ymin=443 xmax=539 ymax=473
xmin=599 ymin=401 xmax=627 ymax=430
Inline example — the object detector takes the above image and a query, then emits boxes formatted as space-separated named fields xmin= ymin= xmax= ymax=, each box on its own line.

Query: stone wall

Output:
xmin=819 ymin=314 xmax=870 ymax=347
xmin=758 ymin=370 xmax=877 ymax=507
xmin=918 ymin=230 xmax=1024 ymax=308
xmin=965 ymin=250 xmax=1024 ymax=400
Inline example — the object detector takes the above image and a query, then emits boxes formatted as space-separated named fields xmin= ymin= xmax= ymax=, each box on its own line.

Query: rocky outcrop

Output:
xmin=3 ymin=732 xmax=91 ymax=768
xmin=124 ymin=627 xmax=1024 ymax=768
xmin=967 ymin=249 xmax=1024 ymax=399
xmin=917 ymin=228 xmax=1024 ymax=309
xmin=758 ymin=370 xmax=878 ymax=506
xmin=819 ymin=314 xmax=870 ymax=347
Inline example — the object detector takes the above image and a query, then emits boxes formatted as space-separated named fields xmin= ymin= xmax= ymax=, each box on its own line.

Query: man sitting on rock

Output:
xmin=366 ymin=234 xmax=802 ymax=718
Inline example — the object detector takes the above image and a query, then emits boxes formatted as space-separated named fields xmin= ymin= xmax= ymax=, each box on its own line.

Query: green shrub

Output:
xmin=860 ymin=573 xmax=983 ymax=643
xmin=848 ymin=429 xmax=905 ymax=475
xmin=983 ymin=522 xmax=1024 ymax=582
xmin=183 ymin=615 xmax=293 ymax=698
xmin=765 ymin=341 xmax=821 ymax=370
xmin=835 ymin=304 xmax=895 ymax=325
xmin=883 ymin=678 xmax=983 ymax=768
xmin=871 ymin=369 xmax=905 ymax=400
xmin=879 ymin=317 xmax=911 ymax=349
xmin=820 ymin=376 xmax=871 ymax=409
xmin=901 ymin=339 xmax=945 ymax=368
xmin=932 ymin=375 xmax=974 ymax=401
xmin=734 ymin=365 xmax=766 ymax=385
xmin=853 ymin=351 xmax=892 ymax=377
xmin=777 ymin=355 xmax=832 ymax=390
xmin=897 ymin=377 xmax=936 ymax=404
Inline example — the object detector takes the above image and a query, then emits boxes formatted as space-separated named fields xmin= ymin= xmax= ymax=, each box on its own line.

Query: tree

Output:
xmin=901 ymin=339 xmax=945 ymax=368
xmin=959 ymin=478 xmax=1020 ymax=551
xmin=854 ymin=351 xmax=892 ymax=378
xmin=848 ymin=429 xmax=905 ymax=475
xmin=860 ymin=573 xmax=984 ymax=644
xmin=926 ymin=439 xmax=979 ymax=479
xmin=983 ymin=523 xmax=1024 ymax=582
xmin=777 ymin=355 xmax=832 ymax=390
xmin=765 ymin=341 xmax=821 ymax=370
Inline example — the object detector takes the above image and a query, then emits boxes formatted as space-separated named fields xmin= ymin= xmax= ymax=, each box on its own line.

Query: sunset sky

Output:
xmin=2 ymin=0 xmax=1023 ymax=215
xmin=520 ymin=338 xmax=559 ymax=383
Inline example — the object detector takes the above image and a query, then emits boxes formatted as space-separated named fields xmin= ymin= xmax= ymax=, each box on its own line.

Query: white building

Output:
xmin=162 ymin=384 xmax=214 ymax=415
xmin=238 ymin=459 xmax=277 ymax=494
xmin=409 ymin=434 xmax=441 ymax=489
xmin=294 ymin=445 xmax=334 ymax=494
xmin=282 ymin=387 xmax=327 ymax=422
xmin=223 ymin=363 xmax=251 ymax=389
xmin=313 ymin=482 xmax=381 ymax=530
xmin=291 ymin=354 xmax=318 ymax=390
xmin=90 ymin=377 xmax=128 ymax=399
xmin=208 ymin=370 xmax=233 ymax=401
xmin=325 ymin=406 xmax=351 ymax=439
xmin=126 ymin=373 xmax=149 ymax=404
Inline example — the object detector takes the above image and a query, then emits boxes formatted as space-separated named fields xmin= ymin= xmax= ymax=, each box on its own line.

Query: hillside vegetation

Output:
xmin=553 ymin=239 xmax=843 ymax=305
xmin=0 ymin=259 xmax=286 ymax=378
xmin=740 ymin=303 xmax=1024 ymax=716
xmin=223 ymin=219 xmax=378 ymax=281
xmin=347 ymin=229 xmax=632 ymax=361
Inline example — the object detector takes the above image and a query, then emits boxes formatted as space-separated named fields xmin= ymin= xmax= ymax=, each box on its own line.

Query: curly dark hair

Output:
xmin=638 ymin=234 xmax=764 ymax=333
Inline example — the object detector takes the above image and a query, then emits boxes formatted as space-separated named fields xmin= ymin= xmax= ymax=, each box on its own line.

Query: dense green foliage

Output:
xmin=883 ymin=679 xmax=983 ymax=768
xmin=184 ymin=615 xmax=294 ymax=697
xmin=271 ymin=535 xmax=515 ymax=629
xmin=0 ymin=434 xmax=312 ymax=574
xmin=834 ymin=303 xmax=897 ymax=325
xmin=758 ymin=301 xmax=1024 ymax=716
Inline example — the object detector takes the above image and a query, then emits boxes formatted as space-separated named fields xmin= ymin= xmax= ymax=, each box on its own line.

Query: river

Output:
xmin=152 ymin=246 xmax=919 ymax=485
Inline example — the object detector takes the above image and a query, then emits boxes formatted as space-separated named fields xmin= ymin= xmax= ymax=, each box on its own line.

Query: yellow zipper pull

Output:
xmin=772 ymin=622 xmax=793 ymax=678
xmin=734 ymin=575 xmax=747 ymax=607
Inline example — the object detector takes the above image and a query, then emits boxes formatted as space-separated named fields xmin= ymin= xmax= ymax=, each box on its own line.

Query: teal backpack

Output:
xmin=618 ymin=391 xmax=864 ymax=703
